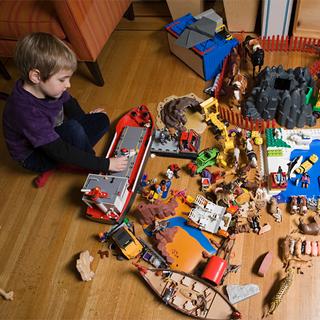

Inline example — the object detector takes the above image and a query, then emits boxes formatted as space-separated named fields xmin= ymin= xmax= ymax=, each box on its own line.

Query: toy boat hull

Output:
xmin=136 ymin=266 xmax=241 ymax=320
xmin=81 ymin=105 xmax=154 ymax=224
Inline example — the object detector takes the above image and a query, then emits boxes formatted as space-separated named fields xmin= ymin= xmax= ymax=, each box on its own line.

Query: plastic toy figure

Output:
xmin=187 ymin=162 xmax=197 ymax=177
xmin=86 ymin=186 xmax=109 ymax=202
xmin=249 ymin=216 xmax=260 ymax=233
xmin=290 ymin=196 xmax=299 ymax=215
xmin=166 ymin=168 xmax=174 ymax=180
xmin=276 ymin=166 xmax=284 ymax=186
xmin=160 ymin=180 xmax=171 ymax=199
xmin=245 ymin=140 xmax=257 ymax=168
xmin=201 ymin=169 xmax=213 ymax=182
xmin=244 ymin=35 xmax=264 ymax=78
xmin=152 ymin=220 xmax=169 ymax=233
xmin=142 ymin=188 xmax=159 ymax=204
xmin=301 ymin=172 xmax=310 ymax=188
xmin=201 ymin=177 xmax=211 ymax=192
xmin=168 ymin=163 xmax=181 ymax=178
xmin=273 ymin=207 xmax=282 ymax=223
xmin=141 ymin=173 xmax=149 ymax=188
xmin=299 ymin=196 xmax=308 ymax=215
xmin=159 ymin=128 xmax=170 ymax=145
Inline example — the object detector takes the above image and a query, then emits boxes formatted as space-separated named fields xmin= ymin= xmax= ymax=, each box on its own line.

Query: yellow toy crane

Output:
xmin=200 ymin=97 xmax=234 ymax=167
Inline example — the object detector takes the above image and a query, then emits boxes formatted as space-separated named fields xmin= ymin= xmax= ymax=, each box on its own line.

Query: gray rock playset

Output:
xmin=243 ymin=65 xmax=316 ymax=129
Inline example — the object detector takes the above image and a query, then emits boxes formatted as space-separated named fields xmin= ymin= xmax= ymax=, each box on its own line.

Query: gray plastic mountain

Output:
xmin=243 ymin=65 xmax=316 ymax=129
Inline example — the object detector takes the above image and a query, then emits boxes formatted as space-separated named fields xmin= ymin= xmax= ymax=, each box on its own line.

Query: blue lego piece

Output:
xmin=165 ymin=13 xmax=239 ymax=80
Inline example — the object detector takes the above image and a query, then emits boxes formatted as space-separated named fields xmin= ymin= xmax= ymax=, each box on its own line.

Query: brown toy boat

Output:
xmin=135 ymin=265 xmax=241 ymax=320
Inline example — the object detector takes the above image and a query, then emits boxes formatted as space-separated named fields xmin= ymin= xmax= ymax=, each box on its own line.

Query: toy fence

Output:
xmin=219 ymin=105 xmax=276 ymax=133
xmin=213 ymin=35 xmax=320 ymax=132
xmin=260 ymin=35 xmax=320 ymax=53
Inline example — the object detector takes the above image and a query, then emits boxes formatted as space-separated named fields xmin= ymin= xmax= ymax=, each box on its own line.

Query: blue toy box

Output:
xmin=165 ymin=13 xmax=239 ymax=81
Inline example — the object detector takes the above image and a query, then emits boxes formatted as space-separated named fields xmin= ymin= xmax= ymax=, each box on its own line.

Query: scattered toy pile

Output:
xmin=72 ymin=18 xmax=320 ymax=319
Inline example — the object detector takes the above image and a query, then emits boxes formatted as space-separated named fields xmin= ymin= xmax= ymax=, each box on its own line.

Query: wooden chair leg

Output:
xmin=85 ymin=61 xmax=104 ymax=87
xmin=124 ymin=2 xmax=135 ymax=21
xmin=0 ymin=60 xmax=11 ymax=80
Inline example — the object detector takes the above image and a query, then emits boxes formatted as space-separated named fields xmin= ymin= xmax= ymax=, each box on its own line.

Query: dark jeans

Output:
xmin=22 ymin=113 xmax=109 ymax=173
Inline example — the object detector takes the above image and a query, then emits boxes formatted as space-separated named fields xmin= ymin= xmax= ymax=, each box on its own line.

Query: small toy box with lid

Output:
xmin=165 ymin=13 xmax=239 ymax=81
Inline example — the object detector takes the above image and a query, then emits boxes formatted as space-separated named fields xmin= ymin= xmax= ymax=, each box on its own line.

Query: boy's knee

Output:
xmin=96 ymin=113 xmax=110 ymax=131
xmin=59 ymin=119 xmax=86 ymax=139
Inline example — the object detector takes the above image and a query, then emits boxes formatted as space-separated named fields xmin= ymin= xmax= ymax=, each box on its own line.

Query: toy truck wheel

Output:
xmin=211 ymin=125 xmax=221 ymax=135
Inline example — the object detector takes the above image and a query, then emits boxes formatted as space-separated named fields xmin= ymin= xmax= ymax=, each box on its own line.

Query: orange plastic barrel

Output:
xmin=201 ymin=255 xmax=227 ymax=285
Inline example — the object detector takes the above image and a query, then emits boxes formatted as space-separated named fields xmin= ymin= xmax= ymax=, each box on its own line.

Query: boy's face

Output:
xmin=39 ymin=69 xmax=73 ymax=99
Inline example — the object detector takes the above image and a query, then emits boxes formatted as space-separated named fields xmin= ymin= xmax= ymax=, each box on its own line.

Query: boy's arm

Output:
xmin=63 ymin=96 xmax=86 ymax=120
xmin=40 ymin=138 xmax=110 ymax=172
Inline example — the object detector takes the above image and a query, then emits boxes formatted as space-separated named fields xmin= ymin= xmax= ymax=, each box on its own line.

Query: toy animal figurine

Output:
xmin=281 ymin=235 xmax=292 ymax=265
xmin=285 ymin=258 xmax=312 ymax=274
xmin=264 ymin=268 xmax=294 ymax=317
xmin=244 ymin=139 xmax=257 ymax=168
xmin=233 ymin=146 xmax=240 ymax=170
xmin=294 ymin=237 xmax=305 ymax=259
xmin=299 ymin=196 xmax=308 ymax=215
xmin=234 ymin=223 xmax=251 ymax=234
xmin=267 ymin=197 xmax=278 ymax=215
xmin=298 ymin=216 xmax=320 ymax=235
xmin=231 ymin=72 xmax=248 ymax=108
xmin=273 ymin=207 xmax=282 ymax=223
xmin=290 ymin=196 xmax=298 ymax=215
xmin=224 ymin=47 xmax=241 ymax=86
xmin=253 ymin=187 xmax=267 ymax=210
xmin=244 ymin=35 xmax=264 ymax=78
xmin=0 ymin=288 xmax=14 ymax=301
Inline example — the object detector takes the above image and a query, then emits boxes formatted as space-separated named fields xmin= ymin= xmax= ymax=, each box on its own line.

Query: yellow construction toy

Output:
xmin=200 ymin=97 xmax=234 ymax=168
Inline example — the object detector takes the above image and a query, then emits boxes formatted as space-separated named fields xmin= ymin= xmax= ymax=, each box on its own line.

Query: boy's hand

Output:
xmin=109 ymin=156 xmax=128 ymax=172
xmin=90 ymin=108 xmax=107 ymax=115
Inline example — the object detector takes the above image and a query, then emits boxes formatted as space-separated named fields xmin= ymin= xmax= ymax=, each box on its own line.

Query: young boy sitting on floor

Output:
xmin=3 ymin=32 xmax=128 ymax=187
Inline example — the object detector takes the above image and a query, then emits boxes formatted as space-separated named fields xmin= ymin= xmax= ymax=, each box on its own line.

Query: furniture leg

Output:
xmin=124 ymin=2 xmax=135 ymax=20
xmin=85 ymin=61 xmax=104 ymax=87
xmin=0 ymin=60 xmax=11 ymax=80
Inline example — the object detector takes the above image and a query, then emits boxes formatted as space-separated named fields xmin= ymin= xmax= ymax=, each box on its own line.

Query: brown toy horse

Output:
xmin=224 ymin=47 xmax=248 ymax=108
xmin=244 ymin=35 xmax=264 ymax=78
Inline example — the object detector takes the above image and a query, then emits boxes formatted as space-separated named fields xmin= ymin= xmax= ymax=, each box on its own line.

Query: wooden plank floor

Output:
xmin=1 ymin=2 xmax=320 ymax=320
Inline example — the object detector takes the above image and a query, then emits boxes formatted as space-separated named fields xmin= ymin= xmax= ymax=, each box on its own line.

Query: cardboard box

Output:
xmin=293 ymin=0 xmax=320 ymax=38
xmin=165 ymin=14 xmax=239 ymax=81
xmin=166 ymin=0 xmax=204 ymax=20
xmin=223 ymin=0 xmax=259 ymax=32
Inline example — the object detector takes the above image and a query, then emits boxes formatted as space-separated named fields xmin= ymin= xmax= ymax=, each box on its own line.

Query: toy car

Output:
xmin=179 ymin=129 xmax=200 ymax=153
xmin=111 ymin=225 xmax=143 ymax=259
xmin=195 ymin=148 xmax=219 ymax=174
xmin=99 ymin=219 xmax=143 ymax=259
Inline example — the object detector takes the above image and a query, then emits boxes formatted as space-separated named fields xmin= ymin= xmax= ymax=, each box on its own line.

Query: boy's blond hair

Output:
xmin=15 ymin=32 xmax=77 ymax=82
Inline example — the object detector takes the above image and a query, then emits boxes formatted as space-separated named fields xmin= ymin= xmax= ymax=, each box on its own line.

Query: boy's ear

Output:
xmin=28 ymin=69 xmax=41 ymax=84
